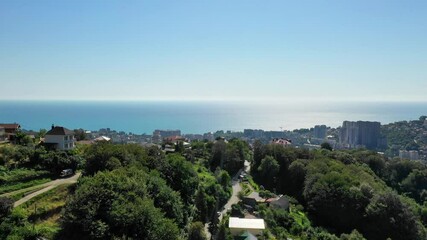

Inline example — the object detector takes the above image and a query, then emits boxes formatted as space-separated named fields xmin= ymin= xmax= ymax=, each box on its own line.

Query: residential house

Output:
xmin=152 ymin=129 xmax=181 ymax=143
xmin=229 ymin=217 xmax=265 ymax=236
xmin=44 ymin=125 xmax=75 ymax=150
xmin=0 ymin=123 xmax=21 ymax=141
xmin=271 ymin=138 xmax=292 ymax=147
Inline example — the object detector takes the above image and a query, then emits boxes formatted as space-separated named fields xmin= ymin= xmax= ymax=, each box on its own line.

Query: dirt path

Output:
xmin=4 ymin=172 xmax=82 ymax=208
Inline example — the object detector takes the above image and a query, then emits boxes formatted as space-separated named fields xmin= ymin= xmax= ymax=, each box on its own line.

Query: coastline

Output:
xmin=0 ymin=100 xmax=426 ymax=134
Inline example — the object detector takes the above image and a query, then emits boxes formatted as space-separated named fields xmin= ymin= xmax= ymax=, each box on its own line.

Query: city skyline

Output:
xmin=1 ymin=0 xmax=427 ymax=102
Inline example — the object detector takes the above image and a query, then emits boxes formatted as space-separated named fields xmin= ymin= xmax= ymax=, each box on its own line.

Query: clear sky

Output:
xmin=1 ymin=0 xmax=426 ymax=102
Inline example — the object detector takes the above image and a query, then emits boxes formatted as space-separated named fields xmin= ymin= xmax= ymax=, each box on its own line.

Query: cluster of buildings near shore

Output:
xmin=1 ymin=119 xmax=426 ymax=161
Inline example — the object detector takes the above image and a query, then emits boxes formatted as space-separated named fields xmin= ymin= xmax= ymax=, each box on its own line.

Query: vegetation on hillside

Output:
xmin=251 ymin=141 xmax=427 ymax=239
xmin=2 ymin=132 xmax=427 ymax=240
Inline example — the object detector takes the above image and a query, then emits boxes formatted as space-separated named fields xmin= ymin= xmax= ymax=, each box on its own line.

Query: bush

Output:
xmin=0 ymin=197 xmax=13 ymax=221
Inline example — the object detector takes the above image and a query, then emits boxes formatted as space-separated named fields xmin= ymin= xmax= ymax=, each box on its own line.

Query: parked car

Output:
xmin=60 ymin=169 xmax=74 ymax=177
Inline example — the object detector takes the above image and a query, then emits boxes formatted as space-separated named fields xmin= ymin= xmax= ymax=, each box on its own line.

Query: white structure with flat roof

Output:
xmin=229 ymin=217 xmax=265 ymax=236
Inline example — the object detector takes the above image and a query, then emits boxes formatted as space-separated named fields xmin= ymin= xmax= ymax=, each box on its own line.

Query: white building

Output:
xmin=229 ymin=217 xmax=265 ymax=236
xmin=44 ymin=126 xmax=75 ymax=150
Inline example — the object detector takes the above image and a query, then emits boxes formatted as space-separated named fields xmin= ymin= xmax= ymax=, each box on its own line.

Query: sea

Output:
xmin=0 ymin=101 xmax=426 ymax=134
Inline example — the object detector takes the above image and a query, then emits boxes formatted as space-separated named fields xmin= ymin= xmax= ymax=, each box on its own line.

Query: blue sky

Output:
xmin=1 ymin=0 xmax=426 ymax=101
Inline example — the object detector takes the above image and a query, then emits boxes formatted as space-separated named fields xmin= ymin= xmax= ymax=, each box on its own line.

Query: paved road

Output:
xmin=1 ymin=172 xmax=81 ymax=208
xmin=218 ymin=171 xmax=242 ymax=222
xmin=218 ymin=160 xmax=250 ymax=221
xmin=205 ymin=160 xmax=250 ymax=238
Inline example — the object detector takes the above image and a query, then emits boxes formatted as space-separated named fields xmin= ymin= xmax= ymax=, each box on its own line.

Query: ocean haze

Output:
xmin=0 ymin=101 xmax=425 ymax=134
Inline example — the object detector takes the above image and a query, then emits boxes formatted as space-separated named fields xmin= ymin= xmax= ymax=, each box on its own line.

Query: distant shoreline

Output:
xmin=0 ymin=100 xmax=426 ymax=134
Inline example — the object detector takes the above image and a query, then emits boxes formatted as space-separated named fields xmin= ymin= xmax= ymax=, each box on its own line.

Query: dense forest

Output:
xmin=1 ymin=134 xmax=427 ymax=239
xmin=251 ymin=141 xmax=427 ymax=239
xmin=0 ymin=138 xmax=248 ymax=239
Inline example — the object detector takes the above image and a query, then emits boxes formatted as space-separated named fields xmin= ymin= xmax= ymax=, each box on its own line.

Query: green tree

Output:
xmin=321 ymin=142 xmax=333 ymax=151
xmin=217 ymin=221 xmax=233 ymax=240
xmin=36 ymin=129 xmax=47 ymax=139
xmin=401 ymin=169 xmax=427 ymax=202
xmin=14 ymin=131 xmax=33 ymax=146
xmin=188 ymin=222 xmax=207 ymax=240
xmin=216 ymin=170 xmax=231 ymax=190
xmin=363 ymin=192 xmax=423 ymax=240
xmin=163 ymin=154 xmax=199 ymax=204
xmin=195 ymin=186 xmax=208 ymax=222
xmin=211 ymin=140 xmax=226 ymax=170
xmin=146 ymin=171 xmax=185 ymax=227
xmin=175 ymin=141 xmax=185 ymax=153
xmin=41 ymin=151 xmax=80 ymax=175
xmin=105 ymin=156 xmax=122 ymax=171
xmin=303 ymin=159 xmax=372 ymax=233
xmin=0 ymin=208 xmax=28 ymax=239
xmin=84 ymin=142 xmax=148 ymax=175
xmin=366 ymin=155 xmax=385 ymax=176
xmin=340 ymin=229 xmax=366 ymax=240
xmin=60 ymin=168 xmax=181 ymax=239
xmin=0 ymin=197 xmax=13 ymax=222
xmin=252 ymin=140 xmax=265 ymax=171
xmin=283 ymin=160 xmax=307 ymax=200
xmin=73 ymin=129 xmax=87 ymax=141
xmin=257 ymin=156 xmax=280 ymax=189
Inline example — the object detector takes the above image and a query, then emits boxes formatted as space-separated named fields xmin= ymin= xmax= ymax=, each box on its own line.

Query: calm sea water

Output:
xmin=0 ymin=101 xmax=426 ymax=134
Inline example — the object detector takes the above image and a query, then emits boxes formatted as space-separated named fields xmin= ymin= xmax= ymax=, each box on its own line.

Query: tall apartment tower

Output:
xmin=339 ymin=121 xmax=381 ymax=149
xmin=313 ymin=125 xmax=327 ymax=139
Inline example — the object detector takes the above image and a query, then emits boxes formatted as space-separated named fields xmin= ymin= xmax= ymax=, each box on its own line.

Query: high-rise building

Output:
xmin=339 ymin=121 xmax=381 ymax=149
xmin=313 ymin=125 xmax=327 ymax=139
xmin=399 ymin=150 xmax=420 ymax=160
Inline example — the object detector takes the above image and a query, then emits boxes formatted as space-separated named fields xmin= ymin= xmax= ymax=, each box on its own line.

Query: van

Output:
xmin=60 ymin=169 xmax=74 ymax=177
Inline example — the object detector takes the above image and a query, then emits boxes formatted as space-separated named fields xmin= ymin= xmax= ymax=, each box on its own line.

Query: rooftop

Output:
xmin=46 ymin=126 xmax=74 ymax=136
xmin=0 ymin=123 xmax=20 ymax=129
xmin=229 ymin=217 xmax=265 ymax=230
xmin=94 ymin=136 xmax=111 ymax=141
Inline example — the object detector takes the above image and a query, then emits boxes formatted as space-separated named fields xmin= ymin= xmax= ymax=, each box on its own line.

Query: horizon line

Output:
xmin=1 ymin=97 xmax=427 ymax=103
